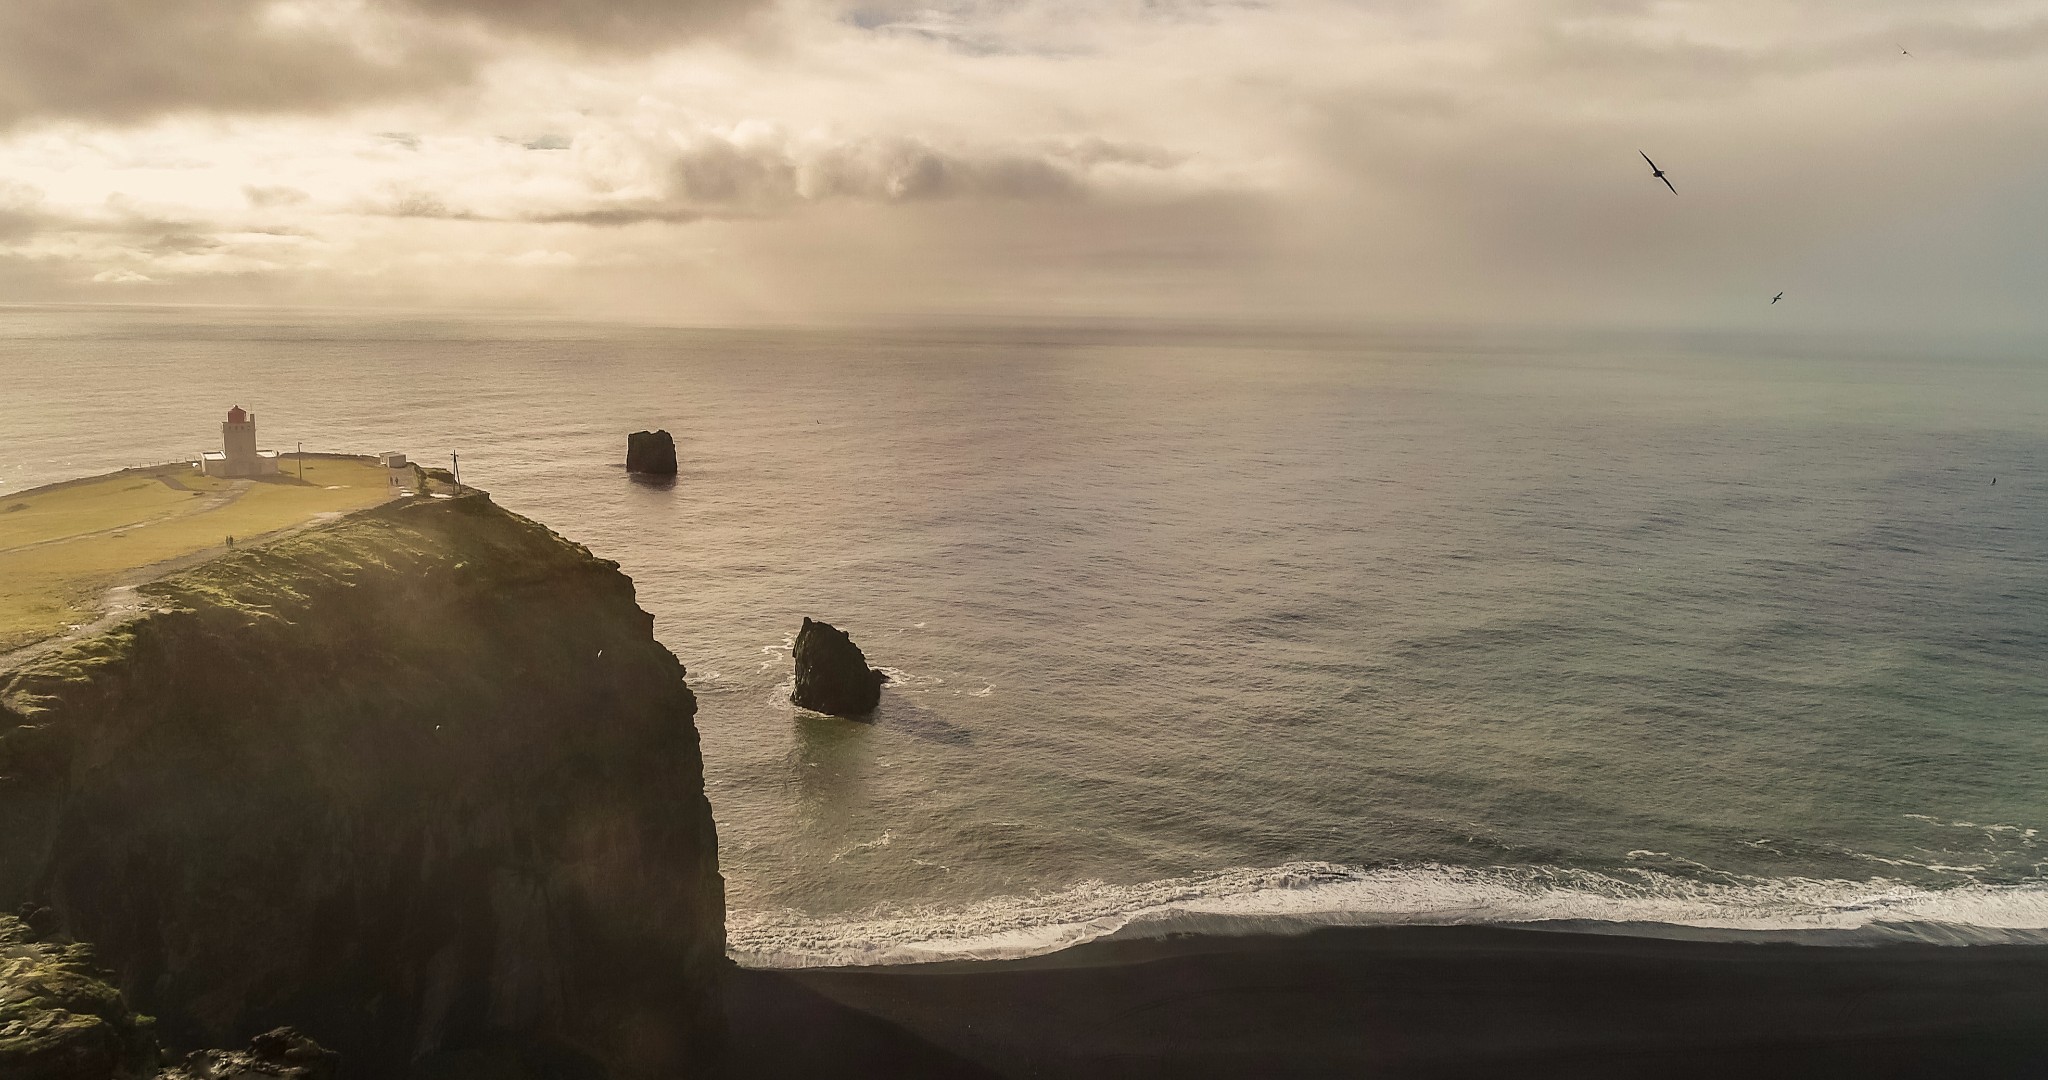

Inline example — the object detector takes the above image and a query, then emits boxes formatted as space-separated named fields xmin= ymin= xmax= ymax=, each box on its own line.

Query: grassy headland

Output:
xmin=0 ymin=458 xmax=400 ymax=652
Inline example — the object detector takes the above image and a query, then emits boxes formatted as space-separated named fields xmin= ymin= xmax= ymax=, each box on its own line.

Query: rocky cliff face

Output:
xmin=0 ymin=493 xmax=725 ymax=1078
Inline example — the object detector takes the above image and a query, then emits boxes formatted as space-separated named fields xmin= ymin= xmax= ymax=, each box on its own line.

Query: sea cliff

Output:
xmin=0 ymin=491 xmax=725 ymax=1078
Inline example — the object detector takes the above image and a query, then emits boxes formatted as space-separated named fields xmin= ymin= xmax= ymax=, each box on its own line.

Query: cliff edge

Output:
xmin=0 ymin=491 xmax=724 ymax=1078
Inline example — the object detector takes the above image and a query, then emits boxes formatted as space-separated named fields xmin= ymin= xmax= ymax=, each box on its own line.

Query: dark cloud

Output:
xmin=244 ymin=185 xmax=311 ymax=208
xmin=397 ymin=0 xmax=760 ymax=48
xmin=665 ymin=134 xmax=1095 ymax=207
xmin=0 ymin=1 xmax=464 ymax=128
xmin=327 ymin=132 xmax=1148 ymax=234
xmin=357 ymin=191 xmax=710 ymax=226
xmin=524 ymin=206 xmax=708 ymax=226
xmin=147 ymin=232 xmax=226 ymax=255
xmin=0 ymin=0 xmax=766 ymax=130
xmin=376 ymin=190 xmax=479 ymax=220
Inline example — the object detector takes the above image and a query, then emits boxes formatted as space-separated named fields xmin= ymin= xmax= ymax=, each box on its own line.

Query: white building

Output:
xmin=201 ymin=405 xmax=281 ymax=478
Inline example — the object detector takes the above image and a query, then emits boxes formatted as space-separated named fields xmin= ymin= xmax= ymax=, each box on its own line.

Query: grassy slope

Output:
xmin=0 ymin=460 xmax=396 ymax=652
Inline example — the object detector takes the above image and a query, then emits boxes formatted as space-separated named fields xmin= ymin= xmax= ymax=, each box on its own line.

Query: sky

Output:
xmin=1 ymin=0 xmax=2045 ymax=332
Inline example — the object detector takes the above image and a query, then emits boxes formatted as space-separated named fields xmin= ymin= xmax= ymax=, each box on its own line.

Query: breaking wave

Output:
xmin=726 ymin=861 xmax=2048 ymax=968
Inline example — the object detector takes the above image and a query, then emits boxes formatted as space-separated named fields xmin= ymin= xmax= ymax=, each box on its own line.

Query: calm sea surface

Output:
xmin=5 ymin=306 xmax=2046 ymax=963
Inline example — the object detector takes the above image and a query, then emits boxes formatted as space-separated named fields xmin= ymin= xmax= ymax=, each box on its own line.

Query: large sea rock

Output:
xmin=625 ymin=430 xmax=677 ymax=476
xmin=790 ymin=618 xmax=888 ymax=718
xmin=0 ymin=492 xmax=725 ymax=1078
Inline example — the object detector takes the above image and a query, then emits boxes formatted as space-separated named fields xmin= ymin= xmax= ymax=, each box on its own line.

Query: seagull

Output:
xmin=1900 ymin=44 xmax=1912 ymax=57
xmin=1772 ymin=292 xmax=1784 ymax=304
xmin=1641 ymin=151 xmax=1676 ymax=194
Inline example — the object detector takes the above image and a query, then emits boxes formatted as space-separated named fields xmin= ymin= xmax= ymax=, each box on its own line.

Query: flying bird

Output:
xmin=1772 ymin=292 xmax=1784 ymax=304
xmin=1640 ymin=151 xmax=1676 ymax=194
xmin=1900 ymin=45 xmax=1912 ymax=57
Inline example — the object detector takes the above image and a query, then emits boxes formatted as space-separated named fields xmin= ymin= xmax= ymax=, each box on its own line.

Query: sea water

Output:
xmin=4 ymin=306 xmax=2045 ymax=965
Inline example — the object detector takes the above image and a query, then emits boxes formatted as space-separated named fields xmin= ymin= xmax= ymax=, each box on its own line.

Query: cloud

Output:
xmin=522 ymin=206 xmax=707 ymax=226
xmin=2 ymin=0 xmax=2047 ymax=332
xmin=0 ymin=180 xmax=46 ymax=240
xmin=0 ymin=0 xmax=772 ymax=129
xmin=333 ymin=127 xmax=1189 ymax=230
xmin=0 ymin=1 xmax=464 ymax=129
xmin=0 ymin=187 xmax=205 ymax=246
xmin=663 ymin=133 xmax=1092 ymax=206
xmin=396 ymin=0 xmax=762 ymax=48
xmin=245 ymin=185 xmax=312 ymax=208
xmin=374 ymin=188 xmax=476 ymax=219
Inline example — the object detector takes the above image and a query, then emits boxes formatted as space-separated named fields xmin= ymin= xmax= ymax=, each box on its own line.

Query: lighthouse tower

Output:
xmin=202 ymin=405 xmax=281 ymax=478
xmin=222 ymin=406 xmax=258 ymax=472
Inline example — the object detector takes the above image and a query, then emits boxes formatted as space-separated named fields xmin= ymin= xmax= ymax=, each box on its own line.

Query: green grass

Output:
xmin=0 ymin=459 xmax=400 ymax=652
xmin=0 ymin=470 xmax=233 ymax=550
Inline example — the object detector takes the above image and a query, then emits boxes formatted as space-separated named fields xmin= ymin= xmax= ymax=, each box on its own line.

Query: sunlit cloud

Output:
xmin=0 ymin=0 xmax=2044 ymax=331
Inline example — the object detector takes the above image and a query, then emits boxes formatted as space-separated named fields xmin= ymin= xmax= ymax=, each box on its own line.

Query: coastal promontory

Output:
xmin=0 ymin=485 xmax=725 ymax=1078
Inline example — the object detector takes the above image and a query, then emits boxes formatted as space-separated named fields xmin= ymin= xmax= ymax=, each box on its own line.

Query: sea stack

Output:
xmin=626 ymin=429 xmax=678 ymax=475
xmin=791 ymin=617 xmax=889 ymax=717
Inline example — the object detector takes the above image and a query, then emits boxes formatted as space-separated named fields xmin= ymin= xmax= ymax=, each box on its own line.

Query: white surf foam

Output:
xmin=725 ymin=861 xmax=2048 ymax=968
xmin=830 ymin=831 xmax=897 ymax=862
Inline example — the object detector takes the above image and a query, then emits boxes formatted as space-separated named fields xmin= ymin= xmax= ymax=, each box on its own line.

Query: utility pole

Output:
xmin=451 ymin=452 xmax=461 ymax=493
xmin=297 ymin=441 xmax=304 ymax=481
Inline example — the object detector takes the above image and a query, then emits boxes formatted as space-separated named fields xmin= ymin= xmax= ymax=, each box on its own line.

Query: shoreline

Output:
xmin=724 ymin=922 xmax=2048 ymax=1077
xmin=723 ymin=859 xmax=2048 ymax=970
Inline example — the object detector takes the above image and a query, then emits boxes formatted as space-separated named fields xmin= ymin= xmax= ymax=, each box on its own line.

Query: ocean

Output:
xmin=5 ymin=305 xmax=2046 ymax=965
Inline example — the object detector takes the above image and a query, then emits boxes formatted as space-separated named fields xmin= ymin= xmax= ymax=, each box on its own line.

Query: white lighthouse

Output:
xmin=202 ymin=405 xmax=281 ymax=478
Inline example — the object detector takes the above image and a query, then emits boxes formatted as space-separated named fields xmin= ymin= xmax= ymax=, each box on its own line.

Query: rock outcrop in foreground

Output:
xmin=0 ymin=492 xmax=725 ymax=1078
xmin=790 ymin=618 xmax=888 ymax=718
xmin=161 ymin=1027 xmax=340 ymax=1080
xmin=2 ymin=909 xmax=342 ymax=1080
xmin=625 ymin=431 xmax=678 ymax=476
xmin=0 ymin=911 xmax=160 ymax=1080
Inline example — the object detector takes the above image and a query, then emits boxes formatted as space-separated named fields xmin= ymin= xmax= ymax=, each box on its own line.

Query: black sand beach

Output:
xmin=723 ymin=925 xmax=2048 ymax=1078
